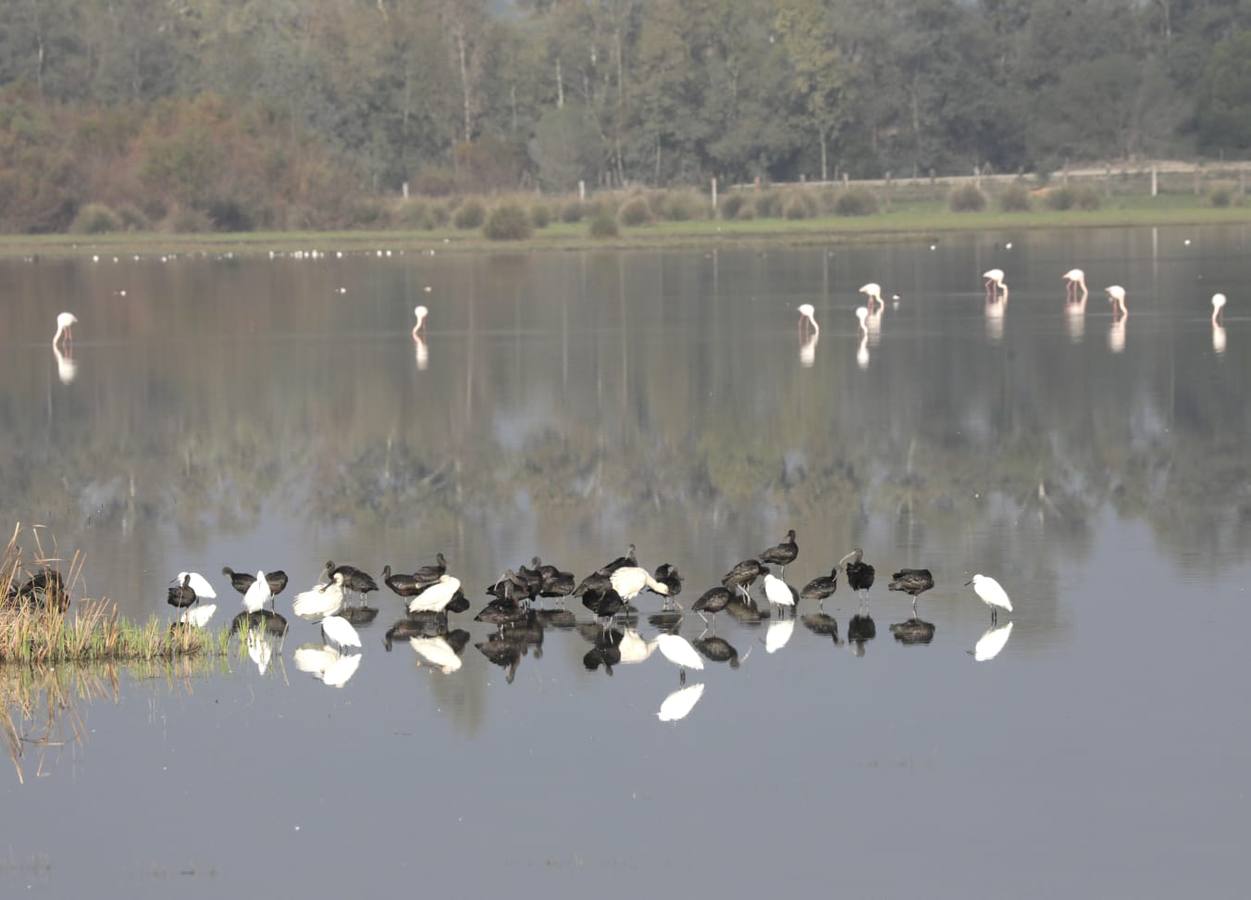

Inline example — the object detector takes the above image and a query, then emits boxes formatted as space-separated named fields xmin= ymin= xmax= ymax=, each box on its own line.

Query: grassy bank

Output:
xmin=2 ymin=191 xmax=1248 ymax=259
xmin=1 ymin=524 xmax=227 ymax=665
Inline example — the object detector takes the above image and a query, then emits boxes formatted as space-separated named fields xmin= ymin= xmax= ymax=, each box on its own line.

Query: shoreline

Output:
xmin=2 ymin=203 xmax=1248 ymax=259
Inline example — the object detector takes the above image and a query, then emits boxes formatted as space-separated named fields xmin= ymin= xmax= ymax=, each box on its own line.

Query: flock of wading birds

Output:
xmin=145 ymin=530 xmax=1018 ymax=715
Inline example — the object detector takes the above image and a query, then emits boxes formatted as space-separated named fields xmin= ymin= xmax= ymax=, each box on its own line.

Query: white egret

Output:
xmin=965 ymin=574 xmax=1012 ymax=624
xmin=609 ymin=566 xmax=669 ymax=602
xmin=293 ymin=573 xmax=345 ymax=620
xmin=174 ymin=571 xmax=217 ymax=601
xmin=762 ymin=573 xmax=795 ymax=610
xmin=407 ymin=574 xmax=462 ymax=614
xmin=657 ymin=683 xmax=706 ymax=723
xmin=973 ymin=621 xmax=1014 ymax=662
xmin=320 ymin=614 xmax=361 ymax=650
xmin=1063 ymin=268 xmax=1088 ymax=303
xmin=52 ymin=312 xmax=77 ymax=348
xmin=655 ymin=633 xmax=704 ymax=684
xmin=241 ymin=570 xmax=271 ymax=613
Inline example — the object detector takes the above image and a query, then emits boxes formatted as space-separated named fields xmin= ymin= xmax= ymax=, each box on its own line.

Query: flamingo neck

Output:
xmin=805 ymin=313 xmax=820 ymax=336
xmin=52 ymin=324 xmax=67 ymax=346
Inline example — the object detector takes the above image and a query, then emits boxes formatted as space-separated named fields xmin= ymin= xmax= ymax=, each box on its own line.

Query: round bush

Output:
xmin=70 ymin=203 xmax=122 ymax=234
xmin=998 ymin=184 xmax=1032 ymax=212
xmin=833 ymin=188 xmax=879 ymax=216
xmin=753 ymin=190 xmax=782 ymax=218
xmin=530 ymin=203 xmax=552 ymax=228
xmin=660 ymin=189 xmax=706 ymax=221
xmin=720 ymin=193 xmax=746 ymax=220
xmin=453 ymin=200 xmax=485 ymax=229
xmin=1210 ymin=187 xmax=1233 ymax=208
xmin=1045 ymin=187 xmax=1076 ymax=211
xmin=734 ymin=202 xmax=756 ymax=221
xmin=949 ymin=184 xmax=987 ymax=212
xmin=393 ymin=200 xmax=432 ymax=229
xmin=618 ymin=195 xmax=652 ymax=226
xmin=483 ymin=203 xmax=533 ymax=241
xmin=1073 ymin=187 xmax=1101 ymax=210
xmin=560 ymin=201 xmax=585 ymax=223
xmin=116 ymin=205 xmax=151 ymax=231
xmin=429 ymin=203 xmax=452 ymax=227
xmin=783 ymin=192 xmax=818 ymax=220
xmin=588 ymin=209 xmax=619 ymax=238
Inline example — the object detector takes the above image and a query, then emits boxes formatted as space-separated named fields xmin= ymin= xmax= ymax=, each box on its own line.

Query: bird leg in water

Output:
xmin=679 ymin=668 xmax=686 ymax=686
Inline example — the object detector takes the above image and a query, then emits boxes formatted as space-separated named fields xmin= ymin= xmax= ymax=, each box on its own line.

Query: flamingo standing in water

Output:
xmin=1211 ymin=293 xmax=1226 ymax=324
xmin=983 ymin=269 xmax=1008 ymax=302
xmin=1105 ymin=285 xmax=1128 ymax=320
xmin=1212 ymin=293 xmax=1227 ymax=354
xmin=797 ymin=304 xmax=819 ymax=367
xmin=52 ymin=312 xmax=77 ymax=348
xmin=412 ymin=305 xmax=429 ymax=339
xmin=858 ymin=283 xmax=885 ymax=311
xmin=1063 ymin=269 xmax=1088 ymax=303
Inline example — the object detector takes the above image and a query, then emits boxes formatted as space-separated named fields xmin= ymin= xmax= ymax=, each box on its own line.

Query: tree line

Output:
xmin=1 ymin=0 xmax=1250 ymax=232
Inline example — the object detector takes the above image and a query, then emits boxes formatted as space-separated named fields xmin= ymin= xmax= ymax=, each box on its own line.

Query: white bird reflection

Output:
xmin=414 ymin=333 xmax=428 ymax=371
xmin=410 ymin=635 xmax=463 ymax=674
xmin=617 ymin=628 xmax=657 ymax=665
xmin=764 ymin=616 xmax=795 ymax=654
xmin=1213 ymin=323 xmax=1226 ymax=354
xmin=178 ymin=604 xmax=217 ymax=629
xmin=1065 ymin=298 xmax=1087 ymax=343
xmin=973 ymin=621 xmax=1014 ymax=662
xmin=1108 ymin=317 xmax=1126 ymax=354
xmin=799 ymin=330 xmax=818 ymax=368
xmin=246 ymin=631 xmax=278 ymax=674
xmin=657 ymin=683 xmax=705 ymax=723
xmin=984 ymin=299 xmax=1005 ymax=343
xmin=797 ymin=304 xmax=819 ymax=367
xmin=294 ymin=644 xmax=361 ymax=687
xmin=52 ymin=343 xmax=77 ymax=384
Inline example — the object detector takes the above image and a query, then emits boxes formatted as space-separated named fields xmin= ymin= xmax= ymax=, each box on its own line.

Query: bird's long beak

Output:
xmin=963 ymin=579 xmax=973 ymax=586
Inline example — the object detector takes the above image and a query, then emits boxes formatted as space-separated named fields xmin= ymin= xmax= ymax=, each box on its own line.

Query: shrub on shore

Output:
xmin=483 ymin=203 xmax=533 ymax=240
xmin=949 ymin=184 xmax=987 ymax=212
xmin=833 ymin=188 xmax=879 ymax=216
xmin=452 ymin=199 xmax=486 ymax=229
xmin=589 ymin=209 xmax=619 ymax=238
xmin=69 ymin=203 xmax=122 ymax=234
xmin=998 ymin=184 xmax=1032 ymax=212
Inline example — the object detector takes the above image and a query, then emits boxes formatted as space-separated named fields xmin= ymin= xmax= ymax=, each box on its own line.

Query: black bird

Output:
xmin=540 ymin=570 xmax=576 ymax=599
xmin=167 ymin=574 xmax=196 ymax=609
xmin=890 ymin=618 xmax=936 ymax=645
xmin=513 ymin=561 xmax=544 ymax=602
xmin=888 ymin=568 xmax=935 ymax=615
xmin=9 ymin=568 xmax=69 ymax=611
xmin=800 ymin=568 xmax=839 ymax=609
xmin=475 ymin=597 xmax=527 ymax=626
xmin=721 ymin=558 xmax=766 ymax=601
xmin=759 ymin=529 xmax=798 ymax=575
xmin=382 ymin=565 xmax=423 ymax=598
xmin=801 ymin=613 xmax=841 ymax=644
xmin=222 ymin=567 xmax=289 ymax=597
xmin=600 ymin=543 xmax=637 ymax=575
xmin=693 ymin=635 xmax=743 ymax=668
xmin=582 ymin=587 xmax=627 ymax=623
xmin=572 ymin=570 xmax=613 ymax=598
xmin=841 ymin=549 xmax=876 ymax=594
xmin=653 ymin=563 xmax=683 ymax=607
xmin=445 ymin=590 xmax=470 ymax=614
xmin=325 ymin=561 xmax=378 ymax=605
xmin=410 ymin=553 xmax=447 ymax=590
xmin=692 ymin=586 xmax=732 ymax=625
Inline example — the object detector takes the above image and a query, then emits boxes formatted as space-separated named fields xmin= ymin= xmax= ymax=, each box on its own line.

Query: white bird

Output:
xmin=1211 ymin=293 xmax=1226 ymax=325
xmin=617 ymin=628 xmax=657 ymax=665
xmin=293 ymin=573 xmax=345 ymax=620
xmin=858 ymin=283 xmax=884 ymax=308
xmin=797 ymin=303 xmax=820 ymax=367
xmin=1063 ymin=268 xmax=1088 ymax=303
xmin=407 ymin=574 xmax=462 ymax=614
xmin=320 ymin=614 xmax=361 ymax=650
xmin=983 ymin=268 xmax=1008 ymax=301
xmin=765 ymin=616 xmax=796 ymax=654
xmin=1105 ymin=285 xmax=1127 ymax=319
xmin=762 ymin=573 xmax=795 ymax=609
xmin=53 ymin=312 xmax=77 ymax=348
xmin=178 ymin=604 xmax=217 ymax=628
xmin=409 ymin=636 xmax=463 ymax=674
xmin=966 ymin=574 xmax=1012 ymax=624
xmin=657 ymin=683 xmax=706 ymax=722
xmin=655 ymin=633 xmax=704 ymax=683
xmin=973 ymin=621 xmax=1014 ymax=662
xmin=797 ymin=303 xmax=820 ymax=336
xmin=412 ymin=305 xmax=429 ymax=339
xmin=174 ymin=571 xmax=217 ymax=601
xmin=241 ymin=570 xmax=272 ymax=613
xmin=610 ymin=566 xmax=669 ymax=602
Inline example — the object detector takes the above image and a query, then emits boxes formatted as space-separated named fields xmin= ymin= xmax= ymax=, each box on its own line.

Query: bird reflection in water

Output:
xmin=293 ymin=644 xmax=362 ymax=687
xmin=414 ymin=333 xmax=428 ymax=371
xmin=972 ymin=621 xmax=1014 ymax=661
xmin=889 ymin=618 xmax=935 ymax=645
xmin=764 ymin=615 xmax=795 ymax=654
xmin=657 ymin=683 xmax=705 ymax=723
xmin=984 ymin=297 xmax=1006 ymax=343
xmin=801 ymin=613 xmax=841 ymax=645
xmin=476 ymin=612 xmax=544 ymax=684
xmin=410 ymin=629 xmax=471 ymax=675
xmin=1065 ymin=299 xmax=1086 ymax=343
xmin=854 ymin=307 xmax=871 ymax=370
xmin=847 ymin=611 xmax=876 ymax=657
xmin=692 ymin=634 xmax=744 ymax=668
xmin=52 ymin=343 xmax=77 ymax=385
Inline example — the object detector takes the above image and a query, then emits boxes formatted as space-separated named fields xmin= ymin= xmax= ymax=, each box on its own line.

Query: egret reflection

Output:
xmin=973 ymin=621 xmax=1014 ymax=661
xmin=410 ymin=630 xmax=470 ymax=674
xmin=657 ymin=683 xmax=705 ymax=723
xmin=764 ymin=615 xmax=795 ymax=654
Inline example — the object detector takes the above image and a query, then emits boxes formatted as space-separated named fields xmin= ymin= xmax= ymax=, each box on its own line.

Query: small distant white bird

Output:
xmin=242 ymin=570 xmax=271 ymax=613
xmin=293 ymin=573 xmax=345 ymax=620
xmin=966 ymin=574 xmax=1012 ymax=624
xmin=175 ymin=571 xmax=217 ymax=601
xmin=407 ymin=574 xmax=462 ymax=614
xmin=655 ymin=633 xmax=704 ymax=683
xmin=610 ymin=566 xmax=669 ymax=602
xmin=762 ymin=573 xmax=795 ymax=609
xmin=1211 ymin=293 xmax=1226 ymax=324
xmin=52 ymin=312 xmax=77 ymax=348
xmin=973 ymin=621 xmax=1014 ymax=662
xmin=412 ymin=305 xmax=429 ymax=339
xmin=1105 ymin=285 xmax=1127 ymax=319
xmin=320 ymin=615 xmax=361 ymax=650
xmin=178 ymin=604 xmax=217 ymax=628
xmin=410 ymin=636 xmax=463 ymax=674
xmin=1063 ymin=268 xmax=1088 ymax=303
xmin=765 ymin=616 xmax=796 ymax=654
xmin=657 ymin=683 xmax=706 ymax=722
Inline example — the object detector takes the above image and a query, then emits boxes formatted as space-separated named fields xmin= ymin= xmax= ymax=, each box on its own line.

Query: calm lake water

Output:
xmin=2 ymin=227 xmax=1250 ymax=898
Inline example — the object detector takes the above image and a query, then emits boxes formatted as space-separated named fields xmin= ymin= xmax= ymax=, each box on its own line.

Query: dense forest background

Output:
xmin=2 ymin=0 xmax=1251 ymax=232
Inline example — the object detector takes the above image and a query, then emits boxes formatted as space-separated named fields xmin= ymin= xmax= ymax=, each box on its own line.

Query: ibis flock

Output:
xmin=151 ymin=528 xmax=1018 ymax=719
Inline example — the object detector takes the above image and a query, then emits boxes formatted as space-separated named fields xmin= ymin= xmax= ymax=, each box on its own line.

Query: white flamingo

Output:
xmin=1105 ymin=285 xmax=1127 ymax=320
xmin=983 ymin=268 xmax=1008 ymax=302
xmin=412 ymin=305 xmax=429 ymax=339
xmin=52 ymin=312 xmax=77 ymax=348
xmin=1063 ymin=269 xmax=1088 ymax=303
